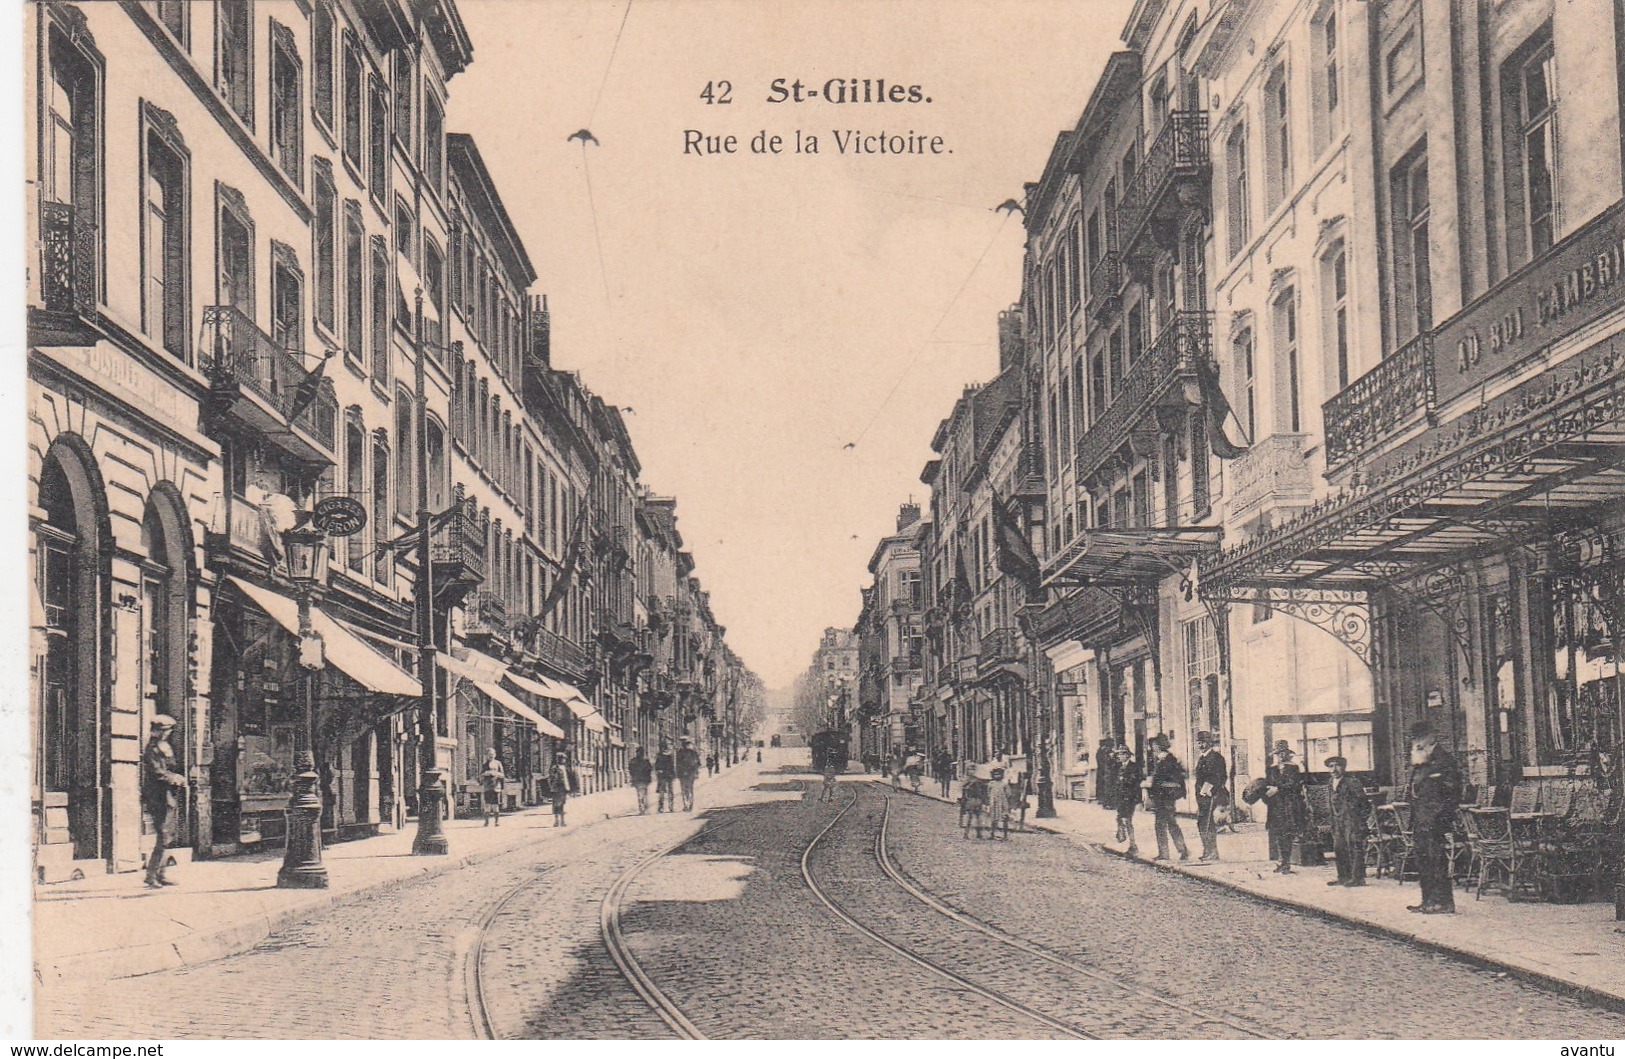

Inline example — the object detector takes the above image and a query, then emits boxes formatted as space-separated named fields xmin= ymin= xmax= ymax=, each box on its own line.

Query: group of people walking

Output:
xmin=626 ymin=737 xmax=705 ymax=814
xmin=1099 ymin=731 xmax=1229 ymax=862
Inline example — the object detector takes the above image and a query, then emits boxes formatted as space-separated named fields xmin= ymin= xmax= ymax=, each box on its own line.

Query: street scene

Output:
xmin=18 ymin=0 xmax=1625 ymax=1043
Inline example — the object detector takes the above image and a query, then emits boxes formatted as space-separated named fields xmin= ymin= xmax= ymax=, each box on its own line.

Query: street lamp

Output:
xmin=278 ymin=525 xmax=330 ymax=889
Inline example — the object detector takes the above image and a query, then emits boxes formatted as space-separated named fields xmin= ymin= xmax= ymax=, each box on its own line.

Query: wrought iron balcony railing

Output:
xmin=1120 ymin=111 xmax=1210 ymax=260
xmin=1085 ymin=209 xmax=1122 ymax=321
xmin=39 ymin=199 xmax=96 ymax=316
xmin=200 ymin=304 xmax=337 ymax=451
xmin=532 ymin=621 xmax=590 ymax=680
xmin=977 ymin=628 xmax=1023 ymax=672
xmin=1322 ymin=334 xmax=1436 ymax=467
xmin=1074 ymin=310 xmax=1212 ymax=482
xmin=465 ymin=590 xmax=508 ymax=638
xmin=431 ymin=499 xmax=486 ymax=586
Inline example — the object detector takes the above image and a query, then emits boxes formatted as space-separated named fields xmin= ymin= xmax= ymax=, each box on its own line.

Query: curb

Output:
xmin=37 ymin=799 xmax=638 ymax=984
xmin=883 ymin=780 xmax=1625 ymax=1015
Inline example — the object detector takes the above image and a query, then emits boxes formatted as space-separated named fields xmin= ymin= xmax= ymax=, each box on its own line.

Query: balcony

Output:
xmin=431 ymin=499 xmax=486 ymax=597
xmin=200 ymin=305 xmax=336 ymax=462
xmin=976 ymin=627 xmax=1024 ymax=679
xmin=1120 ymin=111 xmax=1210 ymax=269
xmin=532 ymin=622 xmax=591 ymax=683
xmin=1075 ymin=310 xmax=1212 ymax=482
xmin=1084 ymin=211 xmax=1123 ymax=321
xmin=1322 ymin=334 xmax=1436 ymax=468
xmin=38 ymin=199 xmax=96 ymax=319
xmin=1226 ymin=433 xmax=1313 ymax=520
xmin=464 ymin=591 xmax=508 ymax=641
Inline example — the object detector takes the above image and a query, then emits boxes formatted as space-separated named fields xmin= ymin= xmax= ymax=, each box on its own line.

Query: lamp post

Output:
xmin=278 ymin=525 xmax=330 ymax=889
xmin=411 ymin=282 xmax=449 ymax=857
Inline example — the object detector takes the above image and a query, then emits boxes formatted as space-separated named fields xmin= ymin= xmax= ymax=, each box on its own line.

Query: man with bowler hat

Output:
xmin=1326 ymin=755 xmax=1370 ymax=886
xmin=1148 ymin=734 xmax=1191 ymax=861
xmin=1193 ymin=731 xmax=1228 ymax=861
xmin=142 ymin=715 xmax=187 ymax=888
xmin=1406 ymin=721 xmax=1462 ymax=913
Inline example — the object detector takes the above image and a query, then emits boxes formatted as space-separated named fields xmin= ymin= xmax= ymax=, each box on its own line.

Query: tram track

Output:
xmin=868 ymin=784 xmax=1293 ymax=1040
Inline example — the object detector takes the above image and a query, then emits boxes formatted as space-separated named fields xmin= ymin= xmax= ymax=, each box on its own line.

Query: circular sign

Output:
xmin=313 ymin=495 xmax=368 ymax=538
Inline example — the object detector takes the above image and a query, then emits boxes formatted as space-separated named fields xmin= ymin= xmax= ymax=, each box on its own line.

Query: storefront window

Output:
xmin=1540 ymin=575 xmax=1620 ymax=763
xmin=1266 ymin=716 xmax=1373 ymax=774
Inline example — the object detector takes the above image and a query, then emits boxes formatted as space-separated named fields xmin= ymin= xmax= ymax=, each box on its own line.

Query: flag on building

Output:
xmin=992 ymin=490 xmax=1043 ymax=602
xmin=286 ymin=349 xmax=334 ymax=426
xmin=1195 ymin=354 xmax=1249 ymax=459
xmin=539 ymin=505 xmax=591 ymax=619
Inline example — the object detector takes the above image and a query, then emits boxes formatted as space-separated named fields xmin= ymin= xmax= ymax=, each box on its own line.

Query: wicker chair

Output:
xmin=1462 ymin=807 xmax=1514 ymax=899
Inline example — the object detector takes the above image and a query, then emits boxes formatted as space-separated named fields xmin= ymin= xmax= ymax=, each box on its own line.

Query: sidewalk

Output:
xmin=893 ymin=777 xmax=1625 ymax=1011
xmin=33 ymin=763 xmax=761 ymax=984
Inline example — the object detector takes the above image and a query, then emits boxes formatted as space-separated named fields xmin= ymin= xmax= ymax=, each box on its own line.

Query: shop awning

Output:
xmin=504 ymin=670 xmax=595 ymax=714
xmin=581 ymin=710 xmax=610 ymax=733
xmin=437 ymin=647 xmax=508 ymax=683
xmin=228 ymin=577 xmax=420 ymax=696
xmin=472 ymin=679 xmax=565 ymax=739
xmin=1043 ymin=527 xmax=1222 ymax=588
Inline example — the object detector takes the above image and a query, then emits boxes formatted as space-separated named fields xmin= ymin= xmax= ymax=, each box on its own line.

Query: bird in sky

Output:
xmin=842 ymin=442 xmax=856 ymax=450
xmin=621 ymin=406 xmax=635 ymax=414
xmin=994 ymin=198 xmax=1024 ymax=215
xmin=567 ymin=129 xmax=600 ymax=146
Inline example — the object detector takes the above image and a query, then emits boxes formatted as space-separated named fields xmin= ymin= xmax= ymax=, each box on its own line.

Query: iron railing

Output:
xmin=430 ymin=499 xmax=486 ymax=584
xmin=39 ymin=200 xmax=96 ymax=316
xmin=465 ymin=591 xmax=508 ymax=637
xmin=1075 ymin=310 xmax=1212 ymax=481
xmin=532 ymin=621 xmax=590 ymax=679
xmin=201 ymin=304 xmax=337 ymax=450
xmin=1322 ymin=334 xmax=1436 ymax=467
xmin=1085 ymin=208 xmax=1122 ymax=320
xmin=1120 ymin=111 xmax=1210 ymax=253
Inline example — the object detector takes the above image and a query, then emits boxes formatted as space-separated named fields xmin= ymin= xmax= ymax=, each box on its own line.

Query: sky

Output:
xmin=447 ymin=0 xmax=1136 ymax=689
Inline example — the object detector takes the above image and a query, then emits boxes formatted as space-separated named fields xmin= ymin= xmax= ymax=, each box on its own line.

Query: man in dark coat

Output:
xmin=1113 ymin=744 xmax=1142 ymax=857
xmin=142 ymin=715 xmax=188 ymax=888
xmin=933 ymin=747 xmax=953 ymax=798
xmin=1193 ymin=731 xmax=1228 ymax=861
xmin=1406 ymin=721 xmax=1462 ymax=913
xmin=1148 ymin=734 xmax=1191 ymax=861
xmin=1325 ymin=755 xmax=1370 ymax=886
xmin=628 ymin=745 xmax=654 ymax=815
xmin=676 ymin=736 xmax=702 ymax=811
xmin=1095 ymin=738 xmax=1118 ymax=810
xmin=1263 ymin=740 xmax=1306 ymax=874
xmin=655 ymin=741 xmax=677 ymax=813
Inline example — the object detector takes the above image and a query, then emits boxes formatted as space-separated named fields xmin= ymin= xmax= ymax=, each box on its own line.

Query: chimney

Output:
xmin=896 ymin=502 xmax=921 ymax=532
xmin=997 ymin=306 xmax=1026 ymax=372
xmin=528 ymin=293 xmax=551 ymax=368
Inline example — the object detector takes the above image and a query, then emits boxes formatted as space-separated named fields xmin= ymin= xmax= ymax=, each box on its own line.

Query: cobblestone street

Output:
xmin=35 ymin=769 xmax=1625 ymax=1039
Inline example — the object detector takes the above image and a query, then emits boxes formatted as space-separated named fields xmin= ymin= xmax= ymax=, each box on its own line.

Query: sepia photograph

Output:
xmin=11 ymin=0 xmax=1625 ymax=1042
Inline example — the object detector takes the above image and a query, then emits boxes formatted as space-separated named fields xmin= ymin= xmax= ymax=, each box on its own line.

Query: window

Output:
xmin=1502 ymin=28 xmax=1559 ymax=266
xmin=423 ymin=93 xmax=445 ymax=196
xmin=216 ymin=1 xmax=253 ymax=126
xmin=1155 ymin=258 xmax=1176 ymax=335
xmin=1273 ymin=286 xmax=1301 ymax=433
xmin=270 ymin=243 xmax=302 ymax=352
xmin=152 ymin=2 xmax=189 ymax=46
xmin=1226 ymin=123 xmax=1250 ymax=257
xmin=341 ymin=37 xmax=362 ymax=170
xmin=1190 ymin=413 xmax=1210 ymax=517
xmin=1183 ymin=617 xmax=1221 ymax=736
xmin=1071 ymin=353 xmax=1086 ymax=439
xmin=1162 ymin=433 xmax=1180 ymax=527
xmin=1234 ymin=325 xmax=1256 ymax=442
xmin=372 ymin=435 xmax=391 ymax=584
xmin=369 ymin=236 xmax=389 ymax=381
xmin=423 ymin=238 xmax=444 ymax=350
xmin=1390 ymin=146 xmax=1432 ymax=342
xmin=1313 ymin=6 xmax=1342 ymax=154
xmin=1126 ymin=303 xmax=1145 ymax=364
xmin=1386 ymin=28 xmax=1419 ymax=96
xmin=1537 ymin=573 xmax=1620 ymax=764
xmin=311 ymin=2 xmax=333 ymax=130
xmin=392 ymin=50 xmax=414 ymax=154
xmin=268 ymin=23 xmax=302 ymax=185
xmin=345 ymin=414 xmax=366 ymax=569
xmin=44 ymin=23 xmax=102 ymax=312
xmin=1264 ymin=65 xmax=1291 ymax=210
xmin=394 ymin=201 xmax=413 ymax=325
xmin=343 ymin=202 xmax=363 ymax=362
xmin=1110 ymin=325 xmax=1126 ymax=390
xmin=313 ymin=160 xmax=336 ymax=331
xmin=1323 ymin=243 xmax=1350 ymax=391
xmin=143 ymin=121 xmax=189 ymax=359
xmin=394 ymin=393 xmax=415 ymax=517
xmin=427 ymin=421 xmax=447 ymax=510
xmin=368 ymin=76 xmax=388 ymax=197
xmin=1091 ymin=347 xmax=1108 ymax=421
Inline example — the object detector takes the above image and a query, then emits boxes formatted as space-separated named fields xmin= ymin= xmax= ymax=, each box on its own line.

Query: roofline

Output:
xmin=447 ymin=132 xmax=537 ymax=286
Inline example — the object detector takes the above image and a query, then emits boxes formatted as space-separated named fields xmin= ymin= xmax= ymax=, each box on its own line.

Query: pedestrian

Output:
xmin=547 ymin=752 xmax=571 ymax=827
xmin=141 ymin=714 xmax=187 ymax=888
xmin=1193 ymin=731 xmax=1228 ymax=861
xmin=676 ymin=736 xmax=702 ymax=811
xmin=891 ymin=747 xmax=906 ymax=789
xmin=1263 ymin=741 xmax=1306 ymax=873
xmin=1112 ymin=744 xmax=1142 ymax=856
xmin=756 ymin=747 xmax=762 ymax=764
xmin=480 ymin=751 xmax=506 ymax=827
xmin=628 ymin=744 xmax=653 ymax=815
xmin=1406 ymin=721 xmax=1461 ymax=914
xmin=985 ymin=766 xmax=1012 ymax=839
xmin=904 ymin=747 xmax=923 ymax=793
xmin=933 ymin=747 xmax=953 ymax=798
xmin=1147 ymin=734 xmax=1191 ymax=861
xmin=655 ymin=740 xmax=677 ymax=812
xmin=820 ymin=747 xmax=841 ymax=803
xmin=1095 ymin=738 xmax=1117 ymax=810
xmin=1325 ymin=755 xmax=1370 ymax=886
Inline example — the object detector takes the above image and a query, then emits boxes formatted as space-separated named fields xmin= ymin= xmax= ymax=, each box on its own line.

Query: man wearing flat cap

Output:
xmin=1325 ymin=755 xmax=1370 ymax=886
xmin=141 ymin=714 xmax=188 ymax=888
xmin=1406 ymin=721 xmax=1462 ymax=913
xmin=1263 ymin=740 xmax=1305 ymax=874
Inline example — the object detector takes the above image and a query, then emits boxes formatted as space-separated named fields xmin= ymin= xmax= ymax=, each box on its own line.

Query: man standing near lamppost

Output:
xmin=142 ymin=715 xmax=187 ymax=889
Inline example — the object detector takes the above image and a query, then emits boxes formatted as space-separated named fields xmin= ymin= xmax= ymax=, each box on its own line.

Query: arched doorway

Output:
xmin=141 ymin=485 xmax=194 ymax=849
xmin=34 ymin=436 xmax=109 ymax=863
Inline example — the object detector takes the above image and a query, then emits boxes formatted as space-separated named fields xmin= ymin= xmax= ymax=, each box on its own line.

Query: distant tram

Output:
xmin=809 ymin=729 xmax=850 ymax=774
